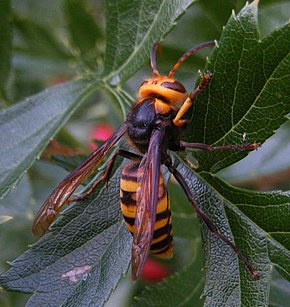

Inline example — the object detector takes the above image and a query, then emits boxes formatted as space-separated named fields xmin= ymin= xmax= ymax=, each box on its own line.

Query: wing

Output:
xmin=32 ymin=123 xmax=127 ymax=236
xmin=131 ymin=126 xmax=165 ymax=280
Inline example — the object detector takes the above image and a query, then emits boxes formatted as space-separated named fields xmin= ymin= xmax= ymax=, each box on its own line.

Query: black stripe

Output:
xmin=120 ymin=174 xmax=138 ymax=182
xmin=120 ymin=190 xmax=136 ymax=206
xmin=156 ymin=209 xmax=171 ymax=221
xmin=122 ymin=208 xmax=171 ymax=223
xmin=152 ymin=243 xmax=172 ymax=255
xmin=153 ymin=223 xmax=172 ymax=239
xmin=151 ymin=235 xmax=173 ymax=253
xmin=151 ymin=234 xmax=173 ymax=251
xmin=123 ymin=214 xmax=172 ymax=235
xmin=154 ymin=94 xmax=170 ymax=103
xmin=122 ymin=208 xmax=171 ymax=224
xmin=160 ymin=81 xmax=186 ymax=93
xmin=123 ymin=215 xmax=135 ymax=227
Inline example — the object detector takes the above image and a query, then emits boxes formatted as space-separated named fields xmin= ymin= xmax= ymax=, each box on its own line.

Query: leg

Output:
xmin=173 ymin=71 xmax=212 ymax=127
xmin=68 ymin=150 xmax=142 ymax=203
xmin=164 ymin=157 xmax=259 ymax=279
xmin=180 ymin=141 xmax=260 ymax=151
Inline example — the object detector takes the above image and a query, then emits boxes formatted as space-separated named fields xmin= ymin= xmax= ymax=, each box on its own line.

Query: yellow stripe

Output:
xmin=151 ymin=233 xmax=168 ymax=245
xmin=152 ymin=246 xmax=173 ymax=258
xmin=125 ymin=224 xmax=134 ymax=233
xmin=154 ymin=218 xmax=169 ymax=230
xmin=120 ymin=203 xmax=136 ymax=218
xmin=154 ymin=100 xmax=172 ymax=114
xmin=156 ymin=194 xmax=168 ymax=213
xmin=120 ymin=179 xmax=140 ymax=191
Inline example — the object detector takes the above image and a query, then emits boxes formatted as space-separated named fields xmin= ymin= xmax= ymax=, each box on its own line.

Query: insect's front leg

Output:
xmin=173 ymin=71 xmax=212 ymax=127
xmin=68 ymin=150 xmax=142 ymax=203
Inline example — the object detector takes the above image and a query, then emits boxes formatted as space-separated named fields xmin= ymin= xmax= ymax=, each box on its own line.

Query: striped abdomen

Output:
xmin=120 ymin=162 xmax=173 ymax=258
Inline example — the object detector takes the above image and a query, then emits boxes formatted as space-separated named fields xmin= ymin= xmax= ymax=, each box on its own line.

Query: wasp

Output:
xmin=32 ymin=41 xmax=260 ymax=280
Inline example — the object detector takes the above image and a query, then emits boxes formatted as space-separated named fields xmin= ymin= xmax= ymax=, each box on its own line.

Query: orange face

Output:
xmin=138 ymin=76 xmax=189 ymax=112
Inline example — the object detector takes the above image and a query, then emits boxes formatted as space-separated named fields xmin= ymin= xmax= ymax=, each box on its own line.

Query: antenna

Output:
xmin=150 ymin=42 xmax=160 ymax=77
xmin=168 ymin=41 xmax=215 ymax=78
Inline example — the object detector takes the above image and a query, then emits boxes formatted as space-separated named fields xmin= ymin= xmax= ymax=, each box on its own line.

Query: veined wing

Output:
xmin=131 ymin=126 xmax=165 ymax=280
xmin=32 ymin=123 xmax=127 ymax=236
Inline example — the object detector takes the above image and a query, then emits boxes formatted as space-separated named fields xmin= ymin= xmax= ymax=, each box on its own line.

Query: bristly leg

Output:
xmin=164 ymin=156 xmax=259 ymax=280
xmin=173 ymin=71 xmax=213 ymax=127
xmin=180 ymin=141 xmax=260 ymax=151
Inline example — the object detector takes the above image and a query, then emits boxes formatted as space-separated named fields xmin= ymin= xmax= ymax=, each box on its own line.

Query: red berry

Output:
xmin=88 ymin=123 xmax=114 ymax=150
xmin=140 ymin=258 xmax=170 ymax=282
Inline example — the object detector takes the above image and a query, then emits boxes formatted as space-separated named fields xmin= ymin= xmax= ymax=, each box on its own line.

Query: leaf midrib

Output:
xmin=212 ymin=50 xmax=289 ymax=147
xmin=103 ymin=0 xmax=166 ymax=83
xmin=59 ymin=220 xmax=127 ymax=306
xmin=206 ymin=175 xmax=290 ymax=264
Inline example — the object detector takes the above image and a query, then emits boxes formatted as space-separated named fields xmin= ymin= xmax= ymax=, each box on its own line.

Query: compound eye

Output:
xmin=160 ymin=80 xmax=186 ymax=93
xmin=140 ymin=80 xmax=148 ymax=87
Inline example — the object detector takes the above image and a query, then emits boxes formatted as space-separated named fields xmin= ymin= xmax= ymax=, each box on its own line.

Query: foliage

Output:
xmin=0 ymin=0 xmax=289 ymax=306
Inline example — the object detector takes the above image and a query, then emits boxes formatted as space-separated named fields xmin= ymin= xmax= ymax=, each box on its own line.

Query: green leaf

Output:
xmin=0 ymin=79 xmax=99 ymax=198
xmin=174 ymin=157 xmax=290 ymax=306
xmin=52 ymin=154 xmax=88 ymax=173
xmin=0 ymin=175 xmax=32 ymax=221
xmin=0 ymin=0 xmax=196 ymax=200
xmin=63 ymin=0 xmax=103 ymax=67
xmin=170 ymin=180 xmax=200 ymax=239
xmin=163 ymin=0 xmax=245 ymax=63
xmin=103 ymin=0 xmax=196 ymax=84
xmin=0 ymin=0 xmax=12 ymax=101
xmin=259 ymin=0 xmax=290 ymax=37
xmin=269 ymin=269 xmax=290 ymax=306
xmin=188 ymin=1 xmax=290 ymax=172
xmin=13 ymin=14 xmax=71 ymax=61
xmin=193 ymin=0 xmax=290 ymax=42
xmin=133 ymin=238 xmax=205 ymax=307
xmin=219 ymin=121 xmax=290 ymax=183
xmin=0 ymin=164 xmax=131 ymax=306
xmin=0 ymin=176 xmax=35 ymax=281
xmin=0 ymin=215 xmax=13 ymax=225
xmin=0 ymin=1 xmax=199 ymax=305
